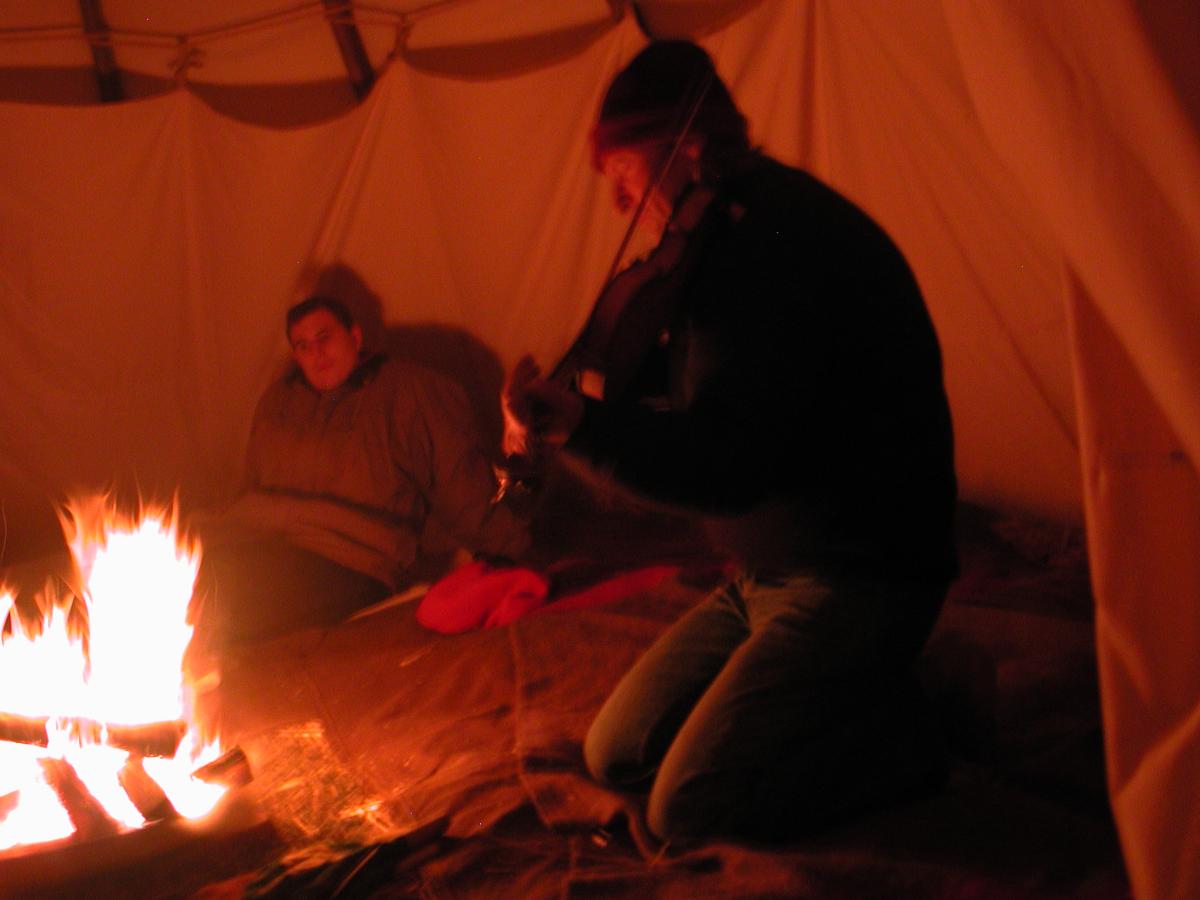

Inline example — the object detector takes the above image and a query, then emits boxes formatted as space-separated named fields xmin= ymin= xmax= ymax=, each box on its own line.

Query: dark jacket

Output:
xmin=225 ymin=354 xmax=528 ymax=588
xmin=567 ymin=154 xmax=958 ymax=581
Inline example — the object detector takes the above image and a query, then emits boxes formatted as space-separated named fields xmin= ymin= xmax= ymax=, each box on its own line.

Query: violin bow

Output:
xmin=599 ymin=66 xmax=717 ymax=286
xmin=492 ymin=65 xmax=717 ymax=503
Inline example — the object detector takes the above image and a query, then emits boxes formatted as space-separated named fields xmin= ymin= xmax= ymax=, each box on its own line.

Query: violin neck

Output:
xmin=667 ymin=181 xmax=716 ymax=236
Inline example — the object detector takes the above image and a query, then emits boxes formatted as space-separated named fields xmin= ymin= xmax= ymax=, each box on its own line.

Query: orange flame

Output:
xmin=0 ymin=495 xmax=226 ymax=850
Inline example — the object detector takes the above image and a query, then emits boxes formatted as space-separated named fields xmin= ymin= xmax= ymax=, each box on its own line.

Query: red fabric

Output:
xmin=416 ymin=562 xmax=681 ymax=634
xmin=551 ymin=564 xmax=680 ymax=612
xmin=416 ymin=561 xmax=550 ymax=633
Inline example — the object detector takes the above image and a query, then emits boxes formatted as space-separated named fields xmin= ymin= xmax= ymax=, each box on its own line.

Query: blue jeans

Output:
xmin=583 ymin=570 xmax=947 ymax=841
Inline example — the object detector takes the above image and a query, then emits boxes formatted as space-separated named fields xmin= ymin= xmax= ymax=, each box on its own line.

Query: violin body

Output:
xmin=553 ymin=184 xmax=719 ymax=404
xmin=494 ymin=185 xmax=722 ymax=502
xmin=494 ymin=64 xmax=725 ymax=503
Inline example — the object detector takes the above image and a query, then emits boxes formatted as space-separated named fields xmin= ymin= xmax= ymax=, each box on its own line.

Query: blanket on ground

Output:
xmin=196 ymin=503 xmax=1127 ymax=899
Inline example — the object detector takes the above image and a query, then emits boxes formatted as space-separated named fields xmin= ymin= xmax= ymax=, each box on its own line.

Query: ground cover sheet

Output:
xmin=199 ymin=501 xmax=1129 ymax=899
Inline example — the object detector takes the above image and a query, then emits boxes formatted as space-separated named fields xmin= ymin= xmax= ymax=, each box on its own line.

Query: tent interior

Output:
xmin=0 ymin=1 xmax=1197 ymax=897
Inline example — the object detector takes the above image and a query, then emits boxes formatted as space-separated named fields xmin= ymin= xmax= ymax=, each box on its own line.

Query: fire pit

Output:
xmin=0 ymin=785 xmax=279 ymax=898
xmin=0 ymin=495 xmax=259 ymax=889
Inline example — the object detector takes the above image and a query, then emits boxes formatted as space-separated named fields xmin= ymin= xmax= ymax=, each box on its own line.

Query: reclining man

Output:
xmin=188 ymin=295 xmax=528 ymax=657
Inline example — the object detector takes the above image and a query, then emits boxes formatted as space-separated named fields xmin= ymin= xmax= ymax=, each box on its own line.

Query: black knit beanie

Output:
xmin=591 ymin=40 xmax=749 ymax=169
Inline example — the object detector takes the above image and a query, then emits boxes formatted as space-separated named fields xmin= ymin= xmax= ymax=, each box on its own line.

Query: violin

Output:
xmin=494 ymin=184 xmax=720 ymax=502
xmin=552 ymin=182 xmax=717 ymax=404
xmin=493 ymin=70 xmax=718 ymax=500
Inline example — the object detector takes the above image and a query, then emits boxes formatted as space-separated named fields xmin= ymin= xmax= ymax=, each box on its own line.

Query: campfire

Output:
xmin=0 ymin=496 xmax=227 ymax=852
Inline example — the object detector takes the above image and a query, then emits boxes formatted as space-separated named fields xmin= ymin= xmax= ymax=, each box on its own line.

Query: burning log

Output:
xmin=0 ymin=713 xmax=48 ymax=747
xmin=0 ymin=790 xmax=17 ymax=823
xmin=0 ymin=713 xmax=185 ymax=758
xmin=118 ymin=757 xmax=179 ymax=823
xmin=191 ymin=745 xmax=252 ymax=788
xmin=101 ymin=721 xmax=188 ymax=758
xmin=38 ymin=758 xmax=121 ymax=841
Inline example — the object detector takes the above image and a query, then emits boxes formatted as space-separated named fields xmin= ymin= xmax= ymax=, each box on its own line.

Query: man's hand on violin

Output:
xmin=502 ymin=354 xmax=584 ymax=457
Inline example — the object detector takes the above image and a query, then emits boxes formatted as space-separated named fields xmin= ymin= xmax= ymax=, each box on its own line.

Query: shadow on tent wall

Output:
xmin=0 ymin=68 xmax=361 ymax=129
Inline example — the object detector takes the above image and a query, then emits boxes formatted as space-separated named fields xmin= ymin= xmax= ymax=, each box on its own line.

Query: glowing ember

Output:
xmin=0 ymin=497 xmax=226 ymax=851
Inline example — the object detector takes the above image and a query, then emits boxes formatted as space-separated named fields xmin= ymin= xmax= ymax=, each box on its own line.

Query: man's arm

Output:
xmin=564 ymin=374 xmax=784 ymax=516
xmin=399 ymin=368 xmax=530 ymax=562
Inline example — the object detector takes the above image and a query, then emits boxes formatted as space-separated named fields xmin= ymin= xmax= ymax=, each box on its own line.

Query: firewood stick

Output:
xmin=117 ymin=756 xmax=179 ymax=823
xmin=191 ymin=745 xmax=252 ymax=787
xmin=0 ymin=790 xmax=18 ymax=823
xmin=0 ymin=712 xmax=49 ymax=747
xmin=103 ymin=720 xmax=187 ymax=758
xmin=38 ymin=757 xmax=121 ymax=840
xmin=0 ymin=713 xmax=185 ymax=758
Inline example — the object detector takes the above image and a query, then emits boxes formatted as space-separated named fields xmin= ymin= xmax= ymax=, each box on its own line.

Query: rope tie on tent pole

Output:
xmin=602 ymin=1 xmax=626 ymax=26
xmin=170 ymin=38 xmax=202 ymax=86
xmin=629 ymin=1 xmax=657 ymax=40
xmin=389 ymin=19 xmax=413 ymax=66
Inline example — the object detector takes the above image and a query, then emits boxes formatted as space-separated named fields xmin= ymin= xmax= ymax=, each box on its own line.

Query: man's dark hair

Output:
xmin=285 ymin=295 xmax=355 ymax=334
xmin=591 ymin=40 xmax=750 ymax=176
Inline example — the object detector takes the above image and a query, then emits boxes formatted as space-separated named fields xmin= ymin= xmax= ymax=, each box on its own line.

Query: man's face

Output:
xmin=598 ymin=145 xmax=675 ymax=237
xmin=288 ymin=308 xmax=363 ymax=393
xmin=598 ymin=141 xmax=702 ymax=239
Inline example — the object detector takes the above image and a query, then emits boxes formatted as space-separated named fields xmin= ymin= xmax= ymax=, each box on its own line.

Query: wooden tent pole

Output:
xmin=77 ymin=0 xmax=125 ymax=103
xmin=323 ymin=1 xmax=375 ymax=101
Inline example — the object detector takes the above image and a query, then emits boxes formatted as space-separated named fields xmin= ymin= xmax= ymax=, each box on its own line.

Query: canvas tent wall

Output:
xmin=0 ymin=2 xmax=1196 ymax=898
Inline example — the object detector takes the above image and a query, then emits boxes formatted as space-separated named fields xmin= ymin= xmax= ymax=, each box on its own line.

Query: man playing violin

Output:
xmin=502 ymin=40 xmax=958 ymax=843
